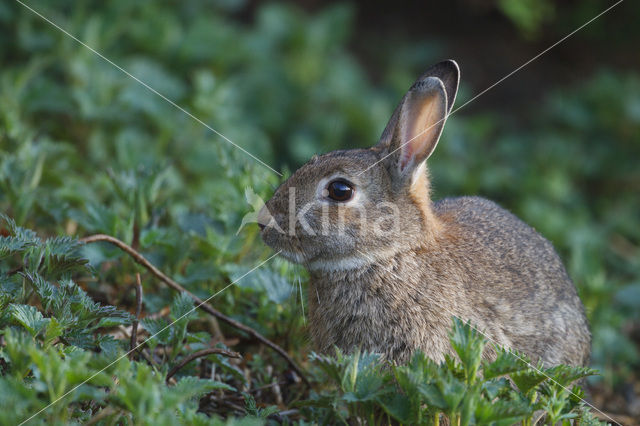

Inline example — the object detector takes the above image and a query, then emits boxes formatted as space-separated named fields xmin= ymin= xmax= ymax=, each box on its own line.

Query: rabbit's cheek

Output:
xmin=368 ymin=202 xmax=402 ymax=238
xmin=325 ymin=204 xmax=367 ymax=237
xmin=290 ymin=204 xmax=322 ymax=237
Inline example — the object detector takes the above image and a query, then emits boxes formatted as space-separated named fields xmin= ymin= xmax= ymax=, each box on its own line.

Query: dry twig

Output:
xmin=166 ymin=347 xmax=240 ymax=382
xmin=80 ymin=234 xmax=309 ymax=386
xmin=129 ymin=273 xmax=143 ymax=359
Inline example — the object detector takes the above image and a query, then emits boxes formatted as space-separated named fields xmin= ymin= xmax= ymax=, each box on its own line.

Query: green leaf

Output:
xmin=417 ymin=382 xmax=448 ymax=410
xmin=437 ymin=370 xmax=467 ymax=412
xmin=171 ymin=376 xmax=235 ymax=399
xmin=170 ymin=291 xmax=196 ymax=321
xmin=43 ymin=316 xmax=64 ymax=347
xmin=474 ymin=397 xmax=532 ymax=425
xmin=449 ymin=318 xmax=486 ymax=385
xmin=42 ymin=236 xmax=88 ymax=277
xmin=511 ymin=368 xmax=548 ymax=395
xmin=95 ymin=316 xmax=131 ymax=328
xmin=21 ymin=272 xmax=57 ymax=312
xmin=231 ymin=267 xmax=293 ymax=304
xmin=0 ymin=235 xmax=36 ymax=260
xmin=378 ymin=392 xmax=412 ymax=423
xmin=482 ymin=347 xmax=529 ymax=380
xmin=10 ymin=304 xmax=47 ymax=337
xmin=242 ymin=392 xmax=278 ymax=418
xmin=542 ymin=364 xmax=597 ymax=388
xmin=0 ymin=214 xmax=39 ymax=260
xmin=140 ymin=317 xmax=171 ymax=348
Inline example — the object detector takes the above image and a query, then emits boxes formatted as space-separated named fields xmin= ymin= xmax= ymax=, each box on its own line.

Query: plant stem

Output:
xmin=80 ymin=233 xmax=310 ymax=386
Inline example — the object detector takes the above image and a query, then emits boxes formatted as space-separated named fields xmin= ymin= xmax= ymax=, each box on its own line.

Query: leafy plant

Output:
xmin=301 ymin=318 xmax=600 ymax=425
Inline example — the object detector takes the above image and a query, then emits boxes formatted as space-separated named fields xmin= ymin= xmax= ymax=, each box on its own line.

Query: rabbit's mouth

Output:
xmin=278 ymin=248 xmax=306 ymax=264
xmin=260 ymin=223 xmax=310 ymax=264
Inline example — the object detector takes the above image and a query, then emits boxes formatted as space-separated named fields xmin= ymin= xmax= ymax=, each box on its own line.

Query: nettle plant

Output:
xmin=301 ymin=319 xmax=603 ymax=426
xmin=0 ymin=218 xmax=125 ymax=349
xmin=0 ymin=213 xmax=605 ymax=425
xmin=0 ymin=215 xmax=250 ymax=425
xmin=0 ymin=214 xmax=605 ymax=424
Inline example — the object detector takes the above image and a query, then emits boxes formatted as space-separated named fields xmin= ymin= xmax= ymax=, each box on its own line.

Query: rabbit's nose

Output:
xmin=257 ymin=205 xmax=271 ymax=231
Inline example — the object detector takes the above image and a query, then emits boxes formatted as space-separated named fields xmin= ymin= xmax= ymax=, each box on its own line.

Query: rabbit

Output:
xmin=258 ymin=60 xmax=590 ymax=367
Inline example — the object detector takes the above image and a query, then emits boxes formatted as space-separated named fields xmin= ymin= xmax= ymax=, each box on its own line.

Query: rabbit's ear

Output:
xmin=416 ymin=60 xmax=460 ymax=114
xmin=381 ymin=76 xmax=448 ymax=178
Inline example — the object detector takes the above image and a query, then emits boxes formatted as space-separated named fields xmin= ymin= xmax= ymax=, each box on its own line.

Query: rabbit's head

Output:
xmin=260 ymin=60 xmax=460 ymax=272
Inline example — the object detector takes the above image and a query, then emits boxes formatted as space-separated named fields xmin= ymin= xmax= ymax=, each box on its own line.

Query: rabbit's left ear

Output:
xmin=417 ymin=59 xmax=460 ymax=115
xmin=377 ymin=60 xmax=459 ymax=180
xmin=381 ymin=77 xmax=448 ymax=178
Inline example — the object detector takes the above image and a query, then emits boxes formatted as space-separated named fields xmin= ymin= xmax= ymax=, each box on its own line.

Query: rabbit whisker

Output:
xmin=284 ymin=234 xmax=314 ymax=326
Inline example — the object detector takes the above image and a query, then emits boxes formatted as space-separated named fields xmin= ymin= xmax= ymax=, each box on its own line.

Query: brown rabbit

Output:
xmin=259 ymin=60 xmax=590 ymax=367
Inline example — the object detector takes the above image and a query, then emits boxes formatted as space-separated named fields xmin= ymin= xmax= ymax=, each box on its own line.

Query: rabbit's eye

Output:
xmin=326 ymin=180 xmax=354 ymax=202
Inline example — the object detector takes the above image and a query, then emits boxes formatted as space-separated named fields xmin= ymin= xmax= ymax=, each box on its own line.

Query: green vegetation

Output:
xmin=0 ymin=220 xmax=601 ymax=423
xmin=301 ymin=320 xmax=599 ymax=425
xmin=1 ymin=0 xmax=638 ymax=424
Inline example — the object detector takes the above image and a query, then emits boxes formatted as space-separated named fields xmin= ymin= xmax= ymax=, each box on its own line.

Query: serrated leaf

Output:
xmin=96 ymin=316 xmax=131 ymax=328
xmin=97 ymin=335 xmax=122 ymax=359
xmin=0 ymin=214 xmax=39 ymax=260
xmin=482 ymin=348 xmax=529 ymax=380
xmin=10 ymin=303 xmax=47 ymax=337
xmin=449 ymin=318 xmax=485 ymax=385
xmin=511 ymin=368 xmax=547 ymax=395
xmin=436 ymin=370 xmax=467 ymax=412
xmin=542 ymin=364 xmax=597 ymax=388
xmin=140 ymin=317 xmax=171 ymax=347
xmin=474 ymin=397 xmax=532 ymax=425
xmin=170 ymin=292 xmax=196 ymax=321
xmin=22 ymin=272 xmax=58 ymax=312
xmin=378 ymin=392 xmax=412 ymax=423
xmin=64 ymin=328 xmax=94 ymax=350
xmin=242 ymin=392 xmax=278 ymax=417
xmin=417 ymin=382 xmax=448 ymax=410
xmin=43 ymin=316 xmax=64 ymax=347
xmin=0 ymin=235 xmax=36 ymax=260
xmin=171 ymin=376 xmax=235 ymax=402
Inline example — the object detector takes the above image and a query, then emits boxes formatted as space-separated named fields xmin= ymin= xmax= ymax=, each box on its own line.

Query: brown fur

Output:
xmin=260 ymin=60 xmax=591 ymax=367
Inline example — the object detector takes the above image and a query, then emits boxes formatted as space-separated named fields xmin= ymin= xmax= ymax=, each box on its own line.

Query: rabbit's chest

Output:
xmin=308 ymin=273 xmax=450 ymax=363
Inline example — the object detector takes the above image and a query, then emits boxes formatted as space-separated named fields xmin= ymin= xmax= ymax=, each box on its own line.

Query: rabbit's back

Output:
xmin=433 ymin=196 xmax=590 ymax=366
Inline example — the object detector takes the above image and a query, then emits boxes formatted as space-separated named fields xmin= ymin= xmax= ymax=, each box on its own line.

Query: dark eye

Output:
xmin=326 ymin=180 xmax=354 ymax=202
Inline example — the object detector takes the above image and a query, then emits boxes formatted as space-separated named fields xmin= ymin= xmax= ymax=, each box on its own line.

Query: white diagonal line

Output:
xmin=355 ymin=248 xmax=615 ymax=424
xmin=298 ymin=276 xmax=306 ymax=325
xmin=359 ymin=0 xmax=625 ymax=176
xmin=18 ymin=250 xmax=281 ymax=425
xmin=14 ymin=0 xmax=282 ymax=177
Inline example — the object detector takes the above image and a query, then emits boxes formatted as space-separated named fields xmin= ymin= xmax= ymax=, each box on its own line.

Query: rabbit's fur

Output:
xmin=259 ymin=60 xmax=590 ymax=367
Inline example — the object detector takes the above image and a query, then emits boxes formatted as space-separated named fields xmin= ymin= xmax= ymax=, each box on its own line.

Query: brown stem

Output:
xmin=118 ymin=325 xmax=159 ymax=369
xmin=84 ymin=406 xmax=117 ymax=425
xmin=166 ymin=347 xmax=240 ymax=383
xmin=129 ymin=273 xmax=143 ymax=359
xmin=80 ymin=234 xmax=309 ymax=386
xmin=7 ymin=265 xmax=23 ymax=276
xmin=131 ymin=220 xmax=140 ymax=251
xmin=247 ymin=380 xmax=285 ymax=393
